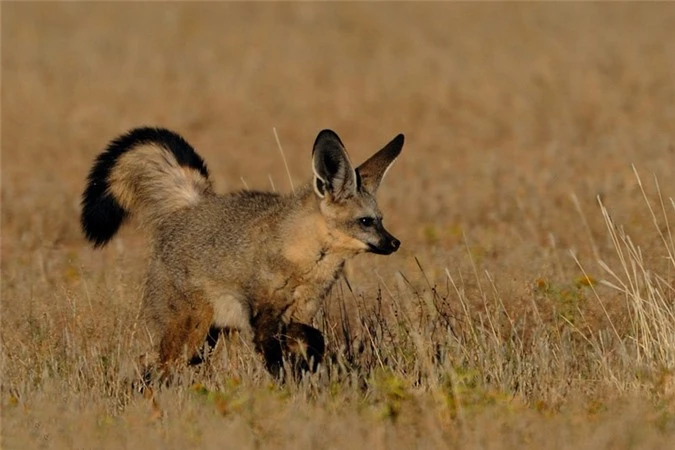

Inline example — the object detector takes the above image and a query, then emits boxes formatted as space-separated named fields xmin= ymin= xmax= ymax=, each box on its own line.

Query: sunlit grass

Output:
xmin=3 ymin=2 xmax=675 ymax=448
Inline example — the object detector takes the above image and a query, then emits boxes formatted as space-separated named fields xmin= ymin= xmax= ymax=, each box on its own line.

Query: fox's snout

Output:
xmin=367 ymin=226 xmax=401 ymax=255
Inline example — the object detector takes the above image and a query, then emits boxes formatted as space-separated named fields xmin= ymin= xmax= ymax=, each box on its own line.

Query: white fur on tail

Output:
xmin=108 ymin=144 xmax=212 ymax=228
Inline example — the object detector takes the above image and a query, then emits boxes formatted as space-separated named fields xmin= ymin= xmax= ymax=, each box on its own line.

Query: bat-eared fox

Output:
xmin=81 ymin=127 xmax=404 ymax=382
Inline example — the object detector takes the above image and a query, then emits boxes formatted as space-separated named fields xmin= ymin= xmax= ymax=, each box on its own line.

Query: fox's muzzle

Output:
xmin=368 ymin=226 xmax=401 ymax=255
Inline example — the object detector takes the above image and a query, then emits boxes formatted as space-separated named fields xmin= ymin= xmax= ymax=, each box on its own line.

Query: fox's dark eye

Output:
xmin=359 ymin=217 xmax=375 ymax=227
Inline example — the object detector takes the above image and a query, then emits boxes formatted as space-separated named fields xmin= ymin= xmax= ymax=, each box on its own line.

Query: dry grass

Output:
xmin=3 ymin=2 xmax=675 ymax=449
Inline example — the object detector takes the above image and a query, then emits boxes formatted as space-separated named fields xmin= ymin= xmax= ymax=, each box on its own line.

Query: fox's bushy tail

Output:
xmin=81 ymin=127 xmax=212 ymax=248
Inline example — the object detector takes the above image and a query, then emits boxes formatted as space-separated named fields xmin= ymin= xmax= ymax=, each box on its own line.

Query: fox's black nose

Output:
xmin=390 ymin=238 xmax=400 ymax=251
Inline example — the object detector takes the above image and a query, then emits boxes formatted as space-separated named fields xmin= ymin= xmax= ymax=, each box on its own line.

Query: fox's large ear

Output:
xmin=356 ymin=133 xmax=404 ymax=194
xmin=312 ymin=129 xmax=357 ymax=200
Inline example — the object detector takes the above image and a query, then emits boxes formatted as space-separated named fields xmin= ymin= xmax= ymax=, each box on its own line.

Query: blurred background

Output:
xmin=3 ymin=1 xmax=675 ymax=307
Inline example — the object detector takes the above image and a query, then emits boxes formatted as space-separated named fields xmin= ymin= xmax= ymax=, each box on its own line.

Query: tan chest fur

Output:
xmin=274 ymin=213 xmax=352 ymax=323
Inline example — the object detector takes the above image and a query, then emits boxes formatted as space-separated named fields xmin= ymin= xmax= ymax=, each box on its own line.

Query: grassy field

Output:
xmin=3 ymin=2 xmax=675 ymax=449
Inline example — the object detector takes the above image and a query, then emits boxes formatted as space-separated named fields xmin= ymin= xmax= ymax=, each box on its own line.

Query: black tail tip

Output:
xmin=80 ymin=189 xmax=127 ymax=248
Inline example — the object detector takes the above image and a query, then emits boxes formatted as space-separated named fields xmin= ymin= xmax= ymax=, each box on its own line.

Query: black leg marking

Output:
xmin=252 ymin=308 xmax=286 ymax=378
xmin=285 ymin=322 xmax=325 ymax=376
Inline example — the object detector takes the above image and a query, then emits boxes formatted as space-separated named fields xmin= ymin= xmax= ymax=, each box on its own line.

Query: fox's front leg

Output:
xmin=251 ymin=306 xmax=286 ymax=377
xmin=284 ymin=322 xmax=325 ymax=374
xmin=251 ymin=306 xmax=325 ymax=378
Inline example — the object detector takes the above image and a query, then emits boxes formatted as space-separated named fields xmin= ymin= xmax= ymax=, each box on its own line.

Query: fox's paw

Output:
xmin=284 ymin=322 xmax=325 ymax=376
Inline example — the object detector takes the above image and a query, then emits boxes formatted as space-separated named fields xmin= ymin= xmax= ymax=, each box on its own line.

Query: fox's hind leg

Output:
xmin=158 ymin=293 xmax=214 ymax=369
xmin=139 ymin=288 xmax=213 ymax=388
